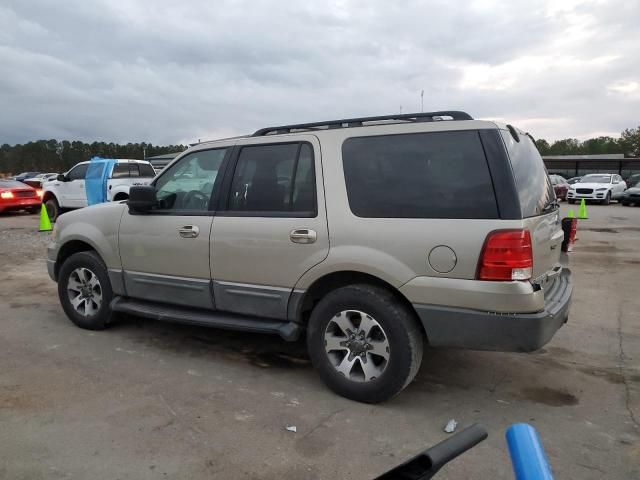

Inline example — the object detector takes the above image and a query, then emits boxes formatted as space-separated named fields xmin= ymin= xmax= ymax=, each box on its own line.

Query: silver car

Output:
xmin=47 ymin=111 xmax=573 ymax=403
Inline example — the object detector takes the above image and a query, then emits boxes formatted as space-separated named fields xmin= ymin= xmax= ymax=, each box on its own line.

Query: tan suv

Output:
xmin=47 ymin=111 xmax=573 ymax=403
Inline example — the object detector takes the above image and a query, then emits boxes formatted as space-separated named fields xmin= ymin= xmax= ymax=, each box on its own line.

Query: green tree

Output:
xmin=620 ymin=126 xmax=640 ymax=157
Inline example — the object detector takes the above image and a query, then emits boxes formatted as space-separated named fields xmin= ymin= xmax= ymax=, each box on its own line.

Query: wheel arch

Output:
xmin=42 ymin=190 xmax=58 ymax=204
xmin=54 ymin=240 xmax=99 ymax=279
xmin=289 ymin=270 xmax=424 ymax=334
xmin=112 ymin=192 xmax=129 ymax=201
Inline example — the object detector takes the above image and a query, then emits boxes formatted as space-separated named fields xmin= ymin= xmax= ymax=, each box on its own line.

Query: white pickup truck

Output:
xmin=43 ymin=159 xmax=156 ymax=221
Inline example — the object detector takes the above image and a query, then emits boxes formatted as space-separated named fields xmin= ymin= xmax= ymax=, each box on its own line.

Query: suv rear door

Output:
xmin=211 ymin=135 xmax=329 ymax=319
xmin=500 ymin=130 xmax=564 ymax=282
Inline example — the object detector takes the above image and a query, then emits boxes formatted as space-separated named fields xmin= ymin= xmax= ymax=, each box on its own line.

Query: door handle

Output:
xmin=290 ymin=229 xmax=317 ymax=244
xmin=179 ymin=225 xmax=199 ymax=238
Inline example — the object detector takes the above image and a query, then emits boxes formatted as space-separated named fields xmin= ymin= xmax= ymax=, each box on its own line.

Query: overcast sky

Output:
xmin=1 ymin=0 xmax=638 ymax=145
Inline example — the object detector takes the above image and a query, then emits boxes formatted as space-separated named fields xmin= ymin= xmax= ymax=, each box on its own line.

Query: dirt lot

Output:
xmin=0 ymin=204 xmax=639 ymax=479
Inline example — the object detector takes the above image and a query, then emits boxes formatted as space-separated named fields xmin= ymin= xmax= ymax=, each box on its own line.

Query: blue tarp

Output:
xmin=85 ymin=157 xmax=116 ymax=206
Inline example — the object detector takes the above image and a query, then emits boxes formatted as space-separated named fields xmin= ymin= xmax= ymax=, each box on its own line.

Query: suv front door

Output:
xmin=212 ymin=135 xmax=329 ymax=319
xmin=118 ymin=147 xmax=231 ymax=309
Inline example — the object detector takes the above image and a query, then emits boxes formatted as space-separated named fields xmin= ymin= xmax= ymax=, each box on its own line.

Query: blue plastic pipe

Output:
xmin=506 ymin=423 xmax=554 ymax=480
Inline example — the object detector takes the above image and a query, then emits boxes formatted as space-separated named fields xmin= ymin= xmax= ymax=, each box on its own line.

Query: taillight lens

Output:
xmin=561 ymin=218 xmax=577 ymax=252
xmin=477 ymin=229 xmax=533 ymax=281
xmin=1 ymin=191 xmax=14 ymax=199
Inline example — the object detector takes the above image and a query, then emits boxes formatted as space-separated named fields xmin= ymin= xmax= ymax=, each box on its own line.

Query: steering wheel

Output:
xmin=183 ymin=190 xmax=209 ymax=209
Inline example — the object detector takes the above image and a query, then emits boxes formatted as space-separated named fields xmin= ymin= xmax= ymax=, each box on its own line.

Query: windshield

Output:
xmin=581 ymin=174 xmax=611 ymax=184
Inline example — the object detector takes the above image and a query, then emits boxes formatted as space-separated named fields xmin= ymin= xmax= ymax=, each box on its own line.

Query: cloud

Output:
xmin=0 ymin=0 xmax=638 ymax=145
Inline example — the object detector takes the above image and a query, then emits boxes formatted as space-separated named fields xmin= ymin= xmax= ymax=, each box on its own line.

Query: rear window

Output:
xmin=342 ymin=130 xmax=498 ymax=219
xmin=500 ymin=131 xmax=554 ymax=217
xmin=111 ymin=164 xmax=130 ymax=178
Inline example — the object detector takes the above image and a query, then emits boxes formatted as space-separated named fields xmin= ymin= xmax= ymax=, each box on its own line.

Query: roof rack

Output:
xmin=252 ymin=111 xmax=473 ymax=136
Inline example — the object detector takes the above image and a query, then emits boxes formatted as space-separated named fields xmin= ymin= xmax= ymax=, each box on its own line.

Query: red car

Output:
xmin=549 ymin=174 xmax=569 ymax=201
xmin=0 ymin=180 xmax=43 ymax=213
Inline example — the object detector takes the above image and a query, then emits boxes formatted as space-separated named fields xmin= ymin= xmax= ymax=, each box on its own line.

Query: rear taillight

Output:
xmin=561 ymin=218 xmax=577 ymax=252
xmin=477 ymin=229 xmax=533 ymax=281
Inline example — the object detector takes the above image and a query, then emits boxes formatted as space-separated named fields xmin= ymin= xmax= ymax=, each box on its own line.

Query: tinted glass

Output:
xmin=228 ymin=143 xmax=316 ymax=214
xmin=111 ymin=164 xmax=130 ymax=178
xmin=342 ymin=130 xmax=498 ymax=219
xmin=500 ymin=131 xmax=554 ymax=217
xmin=154 ymin=149 xmax=226 ymax=211
xmin=139 ymin=163 xmax=155 ymax=177
xmin=67 ymin=164 xmax=88 ymax=181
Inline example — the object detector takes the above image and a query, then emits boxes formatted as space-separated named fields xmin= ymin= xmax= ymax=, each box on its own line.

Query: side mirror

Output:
xmin=127 ymin=185 xmax=157 ymax=212
xmin=56 ymin=174 xmax=67 ymax=182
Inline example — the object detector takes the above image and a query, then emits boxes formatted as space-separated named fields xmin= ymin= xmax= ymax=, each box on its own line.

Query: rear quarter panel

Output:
xmin=294 ymin=122 xmax=523 ymax=289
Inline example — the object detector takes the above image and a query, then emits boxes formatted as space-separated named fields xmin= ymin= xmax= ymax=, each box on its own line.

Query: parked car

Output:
xmin=566 ymin=173 xmax=626 ymax=205
xmin=13 ymin=171 xmax=41 ymax=182
xmin=624 ymin=173 xmax=640 ymax=189
xmin=0 ymin=180 xmax=42 ymax=213
xmin=549 ymin=174 xmax=569 ymax=201
xmin=620 ymin=181 xmax=640 ymax=206
xmin=22 ymin=173 xmax=58 ymax=189
xmin=567 ymin=177 xmax=582 ymax=185
xmin=43 ymin=159 xmax=155 ymax=221
xmin=47 ymin=111 xmax=573 ymax=403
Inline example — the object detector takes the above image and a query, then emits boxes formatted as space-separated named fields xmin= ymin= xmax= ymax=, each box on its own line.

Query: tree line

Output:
xmin=535 ymin=125 xmax=640 ymax=157
xmin=1 ymin=125 xmax=639 ymax=175
xmin=0 ymin=140 xmax=186 ymax=175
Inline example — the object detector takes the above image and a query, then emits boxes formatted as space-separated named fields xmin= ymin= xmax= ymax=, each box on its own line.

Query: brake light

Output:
xmin=1 ymin=191 xmax=14 ymax=199
xmin=36 ymin=189 xmax=44 ymax=198
xmin=477 ymin=229 xmax=533 ymax=281
xmin=561 ymin=218 xmax=577 ymax=252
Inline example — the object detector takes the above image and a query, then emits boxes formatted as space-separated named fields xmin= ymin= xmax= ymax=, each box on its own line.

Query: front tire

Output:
xmin=307 ymin=284 xmax=423 ymax=403
xmin=602 ymin=192 xmax=611 ymax=205
xmin=45 ymin=198 xmax=60 ymax=222
xmin=57 ymin=251 xmax=114 ymax=330
xmin=568 ymin=199 xmax=575 ymax=205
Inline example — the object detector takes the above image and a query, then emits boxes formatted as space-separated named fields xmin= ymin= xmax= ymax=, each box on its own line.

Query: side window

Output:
xmin=154 ymin=149 xmax=227 ymax=211
xmin=342 ymin=131 xmax=498 ymax=219
xmin=139 ymin=163 xmax=156 ymax=177
xmin=111 ymin=164 xmax=130 ymax=178
xmin=128 ymin=164 xmax=140 ymax=177
xmin=67 ymin=164 xmax=88 ymax=181
xmin=228 ymin=143 xmax=316 ymax=215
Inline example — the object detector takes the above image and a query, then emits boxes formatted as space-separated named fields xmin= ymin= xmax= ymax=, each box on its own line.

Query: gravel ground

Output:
xmin=0 ymin=205 xmax=638 ymax=479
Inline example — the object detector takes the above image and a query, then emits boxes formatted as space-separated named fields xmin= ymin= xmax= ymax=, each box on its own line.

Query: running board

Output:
xmin=110 ymin=297 xmax=301 ymax=341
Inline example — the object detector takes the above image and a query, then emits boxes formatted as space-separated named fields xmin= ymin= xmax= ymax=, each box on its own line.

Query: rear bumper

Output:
xmin=413 ymin=269 xmax=572 ymax=352
xmin=0 ymin=198 xmax=41 ymax=211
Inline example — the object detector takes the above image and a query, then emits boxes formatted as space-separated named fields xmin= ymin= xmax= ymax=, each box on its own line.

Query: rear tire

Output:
xmin=45 ymin=198 xmax=60 ymax=222
xmin=621 ymin=201 xmax=630 ymax=206
xmin=57 ymin=251 xmax=114 ymax=330
xmin=307 ymin=284 xmax=423 ymax=403
xmin=568 ymin=199 xmax=575 ymax=205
